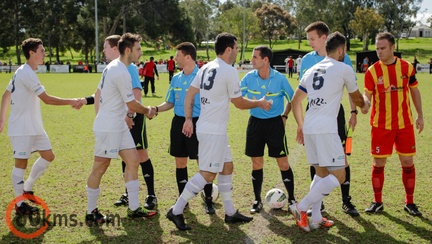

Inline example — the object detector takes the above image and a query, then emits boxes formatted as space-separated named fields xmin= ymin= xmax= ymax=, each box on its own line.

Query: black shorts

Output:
xmin=337 ymin=104 xmax=347 ymax=147
xmin=169 ymin=115 xmax=198 ymax=159
xmin=245 ymin=116 xmax=288 ymax=158
xmin=130 ymin=113 xmax=148 ymax=150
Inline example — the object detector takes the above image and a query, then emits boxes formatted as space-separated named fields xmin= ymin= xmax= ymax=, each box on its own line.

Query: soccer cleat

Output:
xmin=166 ymin=208 xmax=191 ymax=230
xmin=289 ymin=203 xmax=310 ymax=232
xmin=85 ymin=208 xmax=112 ymax=225
xmin=144 ymin=195 xmax=158 ymax=210
xmin=127 ymin=206 xmax=158 ymax=219
xmin=404 ymin=204 xmax=422 ymax=216
xmin=23 ymin=191 xmax=42 ymax=204
xmin=224 ymin=210 xmax=253 ymax=224
xmin=204 ymin=197 xmax=215 ymax=215
xmin=365 ymin=202 xmax=384 ymax=213
xmin=15 ymin=202 xmax=39 ymax=215
xmin=309 ymin=217 xmax=334 ymax=230
xmin=250 ymin=200 xmax=263 ymax=214
xmin=342 ymin=196 xmax=360 ymax=217
xmin=306 ymin=202 xmax=325 ymax=216
xmin=113 ymin=194 xmax=129 ymax=207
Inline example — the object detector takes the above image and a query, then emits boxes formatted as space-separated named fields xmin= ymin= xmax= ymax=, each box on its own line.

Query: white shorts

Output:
xmin=94 ymin=130 xmax=135 ymax=159
xmin=304 ymin=133 xmax=345 ymax=167
xmin=10 ymin=134 xmax=52 ymax=159
xmin=197 ymin=133 xmax=232 ymax=173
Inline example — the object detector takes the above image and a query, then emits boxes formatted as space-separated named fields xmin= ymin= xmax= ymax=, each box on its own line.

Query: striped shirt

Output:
xmin=364 ymin=57 xmax=418 ymax=130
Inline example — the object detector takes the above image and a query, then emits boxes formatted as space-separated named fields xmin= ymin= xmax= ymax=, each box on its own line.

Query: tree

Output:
xmin=255 ymin=4 xmax=296 ymax=48
xmin=349 ymin=7 xmax=384 ymax=51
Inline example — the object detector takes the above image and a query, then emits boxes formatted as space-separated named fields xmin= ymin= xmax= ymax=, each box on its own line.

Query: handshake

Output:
xmin=146 ymin=106 xmax=159 ymax=119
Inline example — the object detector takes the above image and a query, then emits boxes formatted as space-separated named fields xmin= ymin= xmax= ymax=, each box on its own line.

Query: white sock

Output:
xmin=309 ymin=175 xmax=324 ymax=223
xmin=125 ymin=180 xmax=140 ymax=210
xmin=298 ymin=174 xmax=340 ymax=213
xmin=12 ymin=167 xmax=25 ymax=207
xmin=87 ymin=186 xmax=100 ymax=214
xmin=173 ymin=173 xmax=207 ymax=215
xmin=23 ymin=157 xmax=50 ymax=192
xmin=218 ymin=174 xmax=236 ymax=216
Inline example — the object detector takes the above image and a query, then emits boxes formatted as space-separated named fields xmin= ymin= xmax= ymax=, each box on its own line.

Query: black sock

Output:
xmin=281 ymin=168 xmax=295 ymax=202
xmin=122 ymin=161 xmax=128 ymax=195
xmin=176 ymin=167 xmax=188 ymax=195
xmin=140 ymin=159 xmax=155 ymax=196
xmin=252 ymin=169 xmax=263 ymax=202
xmin=203 ymin=182 xmax=213 ymax=198
xmin=341 ymin=165 xmax=351 ymax=200
xmin=310 ymin=165 xmax=316 ymax=181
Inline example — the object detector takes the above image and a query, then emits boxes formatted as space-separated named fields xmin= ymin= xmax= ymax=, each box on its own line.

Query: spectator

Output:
xmin=142 ymin=57 xmax=159 ymax=96
xmin=166 ymin=56 xmax=176 ymax=84
xmin=412 ymin=56 xmax=419 ymax=74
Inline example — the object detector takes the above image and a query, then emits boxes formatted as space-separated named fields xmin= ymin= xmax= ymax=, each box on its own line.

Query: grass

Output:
xmin=0 ymin=71 xmax=431 ymax=243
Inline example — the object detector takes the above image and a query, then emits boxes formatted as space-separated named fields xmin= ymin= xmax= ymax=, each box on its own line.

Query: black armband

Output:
xmin=85 ymin=96 xmax=94 ymax=105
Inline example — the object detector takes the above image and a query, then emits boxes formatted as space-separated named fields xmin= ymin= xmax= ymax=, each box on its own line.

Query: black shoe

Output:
xmin=166 ymin=208 xmax=191 ymax=230
xmin=15 ymin=202 xmax=39 ymax=215
xmin=404 ymin=204 xmax=422 ymax=216
xmin=144 ymin=195 xmax=158 ymax=210
xmin=23 ymin=190 xmax=41 ymax=204
xmin=342 ymin=196 xmax=360 ymax=217
xmin=250 ymin=200 xmax=263 ymax=214
xmin=205 ymin=197 xmax=215 ymax=215
xmin=307 ymin=202 xmax=325 ymax=216
xmin=127 ymin=206 xmax=158 ymax=219
xmin=85 ymin=208 xmax=112 ymax=225
xmin=113 ymin=194 xmax=129 ymax=207
xmin=225 ymin=210 xmax=253 ymax=224
xmin=365 ymin=202 xmax=384 ymax=213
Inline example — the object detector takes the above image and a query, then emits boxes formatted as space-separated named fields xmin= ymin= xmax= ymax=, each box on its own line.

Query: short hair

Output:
xmin=22 ymin=38 xmax=43 ymax=60
xmin=176 ymin=42 xmax=197 ymax=61
xmin=253 ymin=45 xmax=273 ymax=62
xmin=118 ymin=33 xmax=142 ymax=55
xmin=305 ymin=21 xmax=330 ymax=37
xmin=105 ymin=35 xmax=121 ymax=48
xmin=150 ymin=56 xmax=154 ymax=60
xmin=325 ymin=31 xmax=346 ymax=54
xmin=214 ymin=32 xmax=237 ymax=55
xmin=376 ymin=32 xmax=395 ymax=46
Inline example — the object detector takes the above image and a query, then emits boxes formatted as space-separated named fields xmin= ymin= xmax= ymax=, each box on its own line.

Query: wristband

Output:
xmin=350 ymin=110 xmax=358 ymax=114
xmin=156 ymin=106 xmax=159 ymax=113
xmin=281 ymin=115 xmax=288 ymax=119
xmin=85 ymin=96 xmax=94 ymax=105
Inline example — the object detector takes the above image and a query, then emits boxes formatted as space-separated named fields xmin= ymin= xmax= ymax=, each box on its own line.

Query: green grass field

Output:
xmin=0 ymin=71 xmax=431 ymax=243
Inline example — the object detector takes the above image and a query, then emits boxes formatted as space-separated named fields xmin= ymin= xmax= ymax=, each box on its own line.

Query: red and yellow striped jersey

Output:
xmin=364 ymin=57 xmax=418 ymax=130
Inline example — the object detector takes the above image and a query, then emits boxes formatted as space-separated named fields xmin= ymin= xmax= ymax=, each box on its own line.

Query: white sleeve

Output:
xmin=344 ymin=67 xmax=358 ymax=93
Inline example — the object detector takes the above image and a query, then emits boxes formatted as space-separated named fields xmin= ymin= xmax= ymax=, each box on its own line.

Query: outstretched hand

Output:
xmin=259 ymin=97 xmax=272 ymax=111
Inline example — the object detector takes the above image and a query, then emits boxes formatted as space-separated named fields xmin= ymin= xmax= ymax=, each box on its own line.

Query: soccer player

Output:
xmin=85 ymin=33 xmax=157 ymax=223
xmin=296 ymin=55 xmax=302 ymax=78
xmin=142 ymin=57 xmax=159 ymax=96
xmin=0 ymin=38 xmax=81 ymax=215
xmin=299 ymin=21 xmax=359 ymax=217
xmin=151 ymin=42 xmax=215 ymax=214
xmin=166 ymin=32 xmax=272 ymax=231
xmin=240 ymin=45 xmax=296 ymax=214
xmin=290 ymin=32 xmax=366 ymax=232
xmin=166 ymin=55 xmax=176 ymax=83
xmin=80 ymin=35 xmax=158 ymax=211
xmin=362 ymin=32 xmax=423 ymax=216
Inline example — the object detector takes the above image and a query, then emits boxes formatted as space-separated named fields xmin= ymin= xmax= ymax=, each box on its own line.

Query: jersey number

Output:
xmin=312 ymin=72 xmax=324 ymax=90
xmin=200 ymin=68 xmax=216 ymax=90
xmin=10 ymin=74 xmax=16 ymax=93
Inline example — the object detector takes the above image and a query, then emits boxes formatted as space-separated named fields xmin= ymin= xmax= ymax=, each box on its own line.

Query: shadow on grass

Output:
xmin=1 ymin=214 xmax=55 ymax=243
xmin=382 ymin=212 xmax=432 ymax=241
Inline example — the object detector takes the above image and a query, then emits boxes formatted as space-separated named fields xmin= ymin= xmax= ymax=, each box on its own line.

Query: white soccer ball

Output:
xmin=200 ymin=183 xmax=219 ymax=201
xmin=265 ymin=188 xmax=287 ymax=209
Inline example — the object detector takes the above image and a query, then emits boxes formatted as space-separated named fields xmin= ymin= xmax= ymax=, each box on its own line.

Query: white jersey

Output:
xmin=191 ymin=57 xmax=242 ymax=135
xmin=6 ymin=64 xmax=46 ymax=136
xmin=300 ymin=57 xmax=358 ymax=134
xmin=296 ymin=57 xmax=302 ymax=70
xmin=94 ymin=58 xmax=135 ymax=132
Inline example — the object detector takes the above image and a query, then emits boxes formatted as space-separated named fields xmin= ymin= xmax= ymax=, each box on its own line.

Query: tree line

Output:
xmin=0 ymin=0 xmax=426 ymax=64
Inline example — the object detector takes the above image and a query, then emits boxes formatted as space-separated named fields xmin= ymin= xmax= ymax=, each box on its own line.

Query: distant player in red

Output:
xmin=362 ymin=32 xmax=424 ymax=216
xmin=167 ymin=56 xmax=175 ymax=84
xmin=143 ymin=56 xmax=159 ymax=96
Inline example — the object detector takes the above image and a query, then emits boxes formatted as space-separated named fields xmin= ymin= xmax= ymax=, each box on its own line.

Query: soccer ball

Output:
xmin=200 ymin=183 xmax=219 ymax=201
xmin=265 ymin=188 xmax=287 ymax=209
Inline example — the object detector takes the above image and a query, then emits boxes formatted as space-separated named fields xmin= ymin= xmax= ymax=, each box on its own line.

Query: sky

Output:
xmin=415 ymin=0 xmax=432 ymax=26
